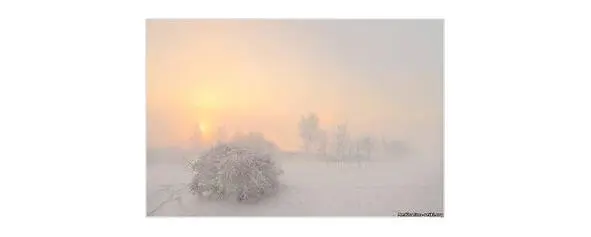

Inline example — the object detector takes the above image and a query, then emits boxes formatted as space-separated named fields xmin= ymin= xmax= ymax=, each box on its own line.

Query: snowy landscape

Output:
xmin=146 ymin=126 xmax=443 ymax=216
xmin=146 ymin=20 xmax=443 ymax=216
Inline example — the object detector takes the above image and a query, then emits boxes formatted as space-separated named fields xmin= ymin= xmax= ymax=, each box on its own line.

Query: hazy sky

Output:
xmin=147 ymin=19 xmax=443 ymax=151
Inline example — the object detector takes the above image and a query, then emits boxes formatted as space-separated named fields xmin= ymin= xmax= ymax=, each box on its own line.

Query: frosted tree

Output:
xmin=358 ymin=137 xmax=374 ymax=160
xmin=334 ymin=123 xmax=349 ymax=159
xmin=382 ymin=139 xmax=409 ymax=158
xmin=189 ymin=144 xmax=283 ymax=203
xmin=298 ymin=113 xmax=320 ymax=153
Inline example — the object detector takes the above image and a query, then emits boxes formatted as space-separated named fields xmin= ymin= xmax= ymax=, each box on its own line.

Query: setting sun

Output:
xmin=198 ymin=122 xmax=213 ymax=142
xmin=199 ymin=123 xmax=207 ymax=134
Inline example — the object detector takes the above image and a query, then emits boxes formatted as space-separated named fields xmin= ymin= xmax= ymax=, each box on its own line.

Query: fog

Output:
xmin=146 ymin=19 xmax=443 ymax=216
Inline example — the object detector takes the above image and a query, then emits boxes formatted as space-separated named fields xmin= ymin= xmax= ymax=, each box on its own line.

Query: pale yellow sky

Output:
xmin=147 ymin=20 xmax=443 ymax=151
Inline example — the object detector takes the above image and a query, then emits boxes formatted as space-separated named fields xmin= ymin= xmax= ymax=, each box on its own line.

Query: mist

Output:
xmin=146 ymin=19 xmax=443 ymax=216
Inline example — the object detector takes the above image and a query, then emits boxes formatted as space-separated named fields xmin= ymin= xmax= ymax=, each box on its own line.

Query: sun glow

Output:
xmin=199 ymin=123 xmax=208 ymax=135
xmin=197 ymin=121 xmax=221 ymax=145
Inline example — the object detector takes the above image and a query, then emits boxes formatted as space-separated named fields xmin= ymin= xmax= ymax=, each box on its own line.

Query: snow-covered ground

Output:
xmin=146 ymin=151 xmax=443 ymax=216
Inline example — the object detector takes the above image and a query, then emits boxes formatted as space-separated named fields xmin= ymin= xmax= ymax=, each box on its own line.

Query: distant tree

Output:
xmin=298 ymin=113 xmax=320 ymax=153
xmin=381 ymin=138 xmax=410 ymax=158
xmin=358 ymin=137 xmax=374 ymax=160
xmin=334 ymin=123 xmax=349 ymax=159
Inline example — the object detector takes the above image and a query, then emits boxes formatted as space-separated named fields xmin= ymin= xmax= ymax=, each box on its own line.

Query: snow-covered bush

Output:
xmin=188 ymin=143 xmax=283 ymax=203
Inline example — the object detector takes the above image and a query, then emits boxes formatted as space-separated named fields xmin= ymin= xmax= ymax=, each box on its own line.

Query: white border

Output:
xmin=1 ymin=0 xmax=591 ymax=236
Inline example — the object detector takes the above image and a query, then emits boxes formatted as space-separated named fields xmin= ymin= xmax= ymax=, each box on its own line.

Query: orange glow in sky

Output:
xmin=147 ymin=20 xmax=443 ymax=151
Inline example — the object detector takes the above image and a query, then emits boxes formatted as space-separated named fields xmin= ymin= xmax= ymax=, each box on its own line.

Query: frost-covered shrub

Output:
xmin=188 ymin=143 xmax=283 ymax=203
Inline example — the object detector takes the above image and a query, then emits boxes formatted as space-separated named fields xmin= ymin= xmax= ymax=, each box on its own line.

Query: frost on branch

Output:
xmin=188 ymin=144 xmax=283 ymax=203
